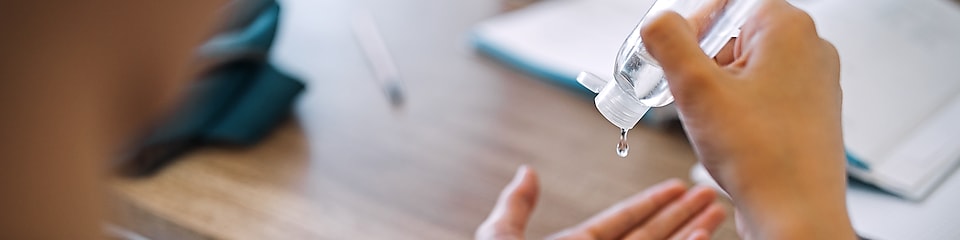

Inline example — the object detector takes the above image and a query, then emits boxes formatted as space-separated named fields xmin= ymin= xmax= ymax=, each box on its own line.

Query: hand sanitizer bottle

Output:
xmin=578 ymin=0 xmax=760 ymax=131
xmin=578 ymin=0 xmax=760 ymax=157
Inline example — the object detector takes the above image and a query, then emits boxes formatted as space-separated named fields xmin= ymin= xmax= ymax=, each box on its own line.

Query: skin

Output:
xmin=478 ymin=0 xmax=855 ymax=239
xmin=476 ymin=166 xmax=727 ymax=240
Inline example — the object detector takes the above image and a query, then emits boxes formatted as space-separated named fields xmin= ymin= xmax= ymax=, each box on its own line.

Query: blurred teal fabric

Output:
xmin=122 ymin=0 xmax=304 ymax=176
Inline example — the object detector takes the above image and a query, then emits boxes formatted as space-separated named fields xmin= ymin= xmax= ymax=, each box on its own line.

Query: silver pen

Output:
xmin=350 ymin=11 xmax=405 ymax=106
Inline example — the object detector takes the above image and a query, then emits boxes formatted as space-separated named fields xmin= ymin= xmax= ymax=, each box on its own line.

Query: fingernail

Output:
xmin=507 ymin=165 xmax=530 ymax=188
xmin=691 ymin=185 xmax=719 ymax=198
xmin=515 ymin=165 xmax=529 ymax=179
xmin=663 ymin=178 xmax=686 ymax=188
xmin=692 ymin=184 xmax=716 ymax=192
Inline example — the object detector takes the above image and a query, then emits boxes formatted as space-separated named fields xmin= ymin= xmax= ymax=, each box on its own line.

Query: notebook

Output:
xmin=797 ymin=0 xmax=960 ymax=201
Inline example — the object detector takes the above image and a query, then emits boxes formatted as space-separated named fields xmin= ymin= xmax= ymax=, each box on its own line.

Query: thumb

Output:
xmin=640 ymin=11 xmax=722 ymax=101
xmin=476 ymin=165 xmax=540 ymax=240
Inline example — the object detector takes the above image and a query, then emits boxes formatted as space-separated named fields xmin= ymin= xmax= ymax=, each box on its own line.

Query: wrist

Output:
xmin=733 ymin=187 xmax=856 ymax=240
xmin=742 ymin=209 xmax=857 ymax=240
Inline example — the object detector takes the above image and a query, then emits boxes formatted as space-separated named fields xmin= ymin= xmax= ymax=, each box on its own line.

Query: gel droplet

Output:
xmin=616 ymin=128 xmax=629 ymax=158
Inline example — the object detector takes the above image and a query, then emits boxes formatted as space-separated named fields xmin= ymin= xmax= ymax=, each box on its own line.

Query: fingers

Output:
xmin=668 ymin=203 xmax=727 ymax=240
xmin=640 ymin=11 xmax=722 ymax=100
xmin=623 ymin=186 xmax=718 ymax=240
xmin=714 ymin=38 xmax=737 ymax=66
xmin=476 ymin=166 xmax=540 ymax=240
xmin=575 ymin=179 xmax=687 ymax=240
xmin=684 ymin=0 xmax=738 ymax=66
xmin=685 ymin=0 xmax=729 ymax=38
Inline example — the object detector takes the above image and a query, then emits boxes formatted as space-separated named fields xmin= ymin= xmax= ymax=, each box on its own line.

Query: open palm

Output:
xmin=476 ymin=166 xmax=726 ymax=240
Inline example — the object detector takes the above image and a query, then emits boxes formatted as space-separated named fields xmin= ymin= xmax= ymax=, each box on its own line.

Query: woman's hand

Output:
xmin=639 ymin=0 xmax=854 ymax=239
xmin=476 ymin=166 xmax=726 ymax=240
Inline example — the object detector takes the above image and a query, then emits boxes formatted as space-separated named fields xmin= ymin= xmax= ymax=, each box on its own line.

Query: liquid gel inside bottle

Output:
xmin=577 ymin=0 xmax=760 ymax=157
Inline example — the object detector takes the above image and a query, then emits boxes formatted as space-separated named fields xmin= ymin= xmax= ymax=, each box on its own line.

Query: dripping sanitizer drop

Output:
xmin=616 ymin=128 xmax=629 ymax=158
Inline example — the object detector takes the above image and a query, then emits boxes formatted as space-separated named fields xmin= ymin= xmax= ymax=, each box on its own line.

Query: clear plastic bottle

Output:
xmin=578 ymin=0 xmax=761 ymax=131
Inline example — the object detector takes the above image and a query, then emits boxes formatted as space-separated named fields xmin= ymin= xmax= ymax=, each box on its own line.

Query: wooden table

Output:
xmin=110 ymin=0 xmax=740 ymax=239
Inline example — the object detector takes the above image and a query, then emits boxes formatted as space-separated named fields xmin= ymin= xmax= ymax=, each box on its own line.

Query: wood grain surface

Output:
xmin=110 ymin=0 xmax=740 ymax=239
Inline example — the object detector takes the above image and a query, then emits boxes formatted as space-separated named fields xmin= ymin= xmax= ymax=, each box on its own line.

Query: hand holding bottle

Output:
xmin=640 ymin=0 xmax=854 ymax=239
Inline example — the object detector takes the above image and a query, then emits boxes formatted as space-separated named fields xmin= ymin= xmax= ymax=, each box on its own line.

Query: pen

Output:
xmin=351 ymin=10 xmax=405 ymax=106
